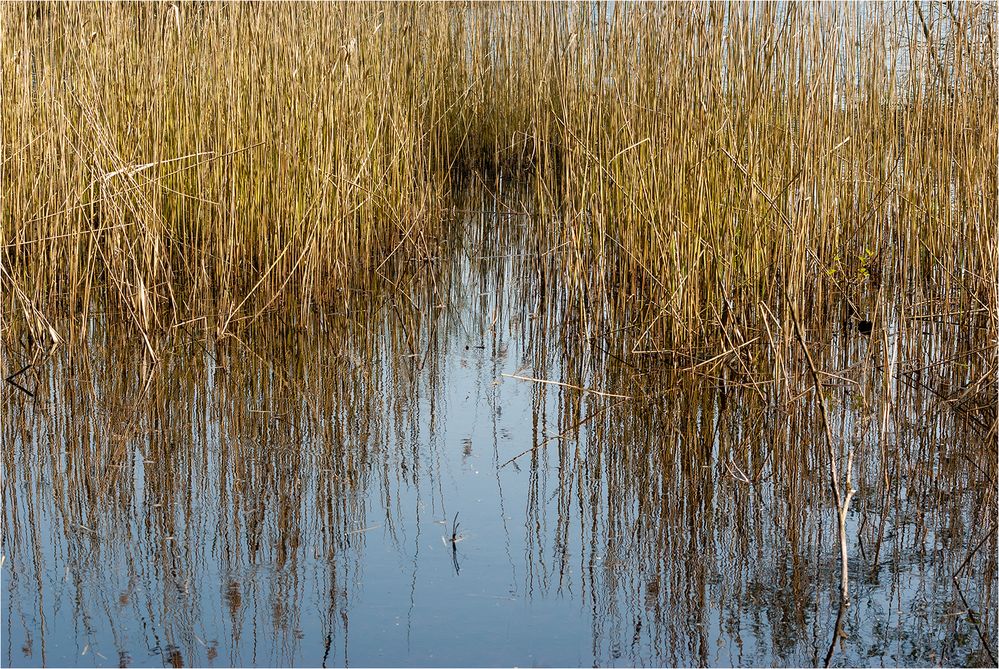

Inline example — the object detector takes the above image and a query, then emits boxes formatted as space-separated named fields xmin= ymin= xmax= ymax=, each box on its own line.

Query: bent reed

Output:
xmin=2 ymin=3 xmax=996 ymax=366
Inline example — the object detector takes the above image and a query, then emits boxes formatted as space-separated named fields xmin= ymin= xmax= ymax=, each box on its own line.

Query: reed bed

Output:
xmin=3 ymin=4 xmax=995 ymax=663
xmin=2 ymin=2 xmax=996 ymax=373
xmin=3 ymin=2 xmax=474 ymax=347
xmin=516 ymin=2 xmax=997 ymax=367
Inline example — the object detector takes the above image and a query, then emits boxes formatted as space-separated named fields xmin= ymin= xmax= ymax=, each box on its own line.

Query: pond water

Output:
xmin=2 ymin=206 xmax=996 ymax=667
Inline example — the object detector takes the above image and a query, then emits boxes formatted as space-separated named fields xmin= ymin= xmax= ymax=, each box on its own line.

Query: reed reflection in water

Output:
xmin=2 ymin=204 xmax=995 ymax=667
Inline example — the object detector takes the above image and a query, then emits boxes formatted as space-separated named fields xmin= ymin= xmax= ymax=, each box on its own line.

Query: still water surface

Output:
xmin=2 ymin=210 xmax=995 ymax=667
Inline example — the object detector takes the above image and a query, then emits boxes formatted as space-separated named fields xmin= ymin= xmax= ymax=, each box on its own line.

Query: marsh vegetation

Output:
xmin=2 ymin=2 xmax=996 ymax=667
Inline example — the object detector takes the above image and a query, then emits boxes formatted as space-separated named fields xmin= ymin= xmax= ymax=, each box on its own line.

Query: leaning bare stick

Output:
xmin=789 ymin=300 xmax=857 ymax=605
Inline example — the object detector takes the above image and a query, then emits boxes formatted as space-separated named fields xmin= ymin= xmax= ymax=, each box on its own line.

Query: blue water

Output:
xmin=2 ymin=214 xmax=995 ymax=667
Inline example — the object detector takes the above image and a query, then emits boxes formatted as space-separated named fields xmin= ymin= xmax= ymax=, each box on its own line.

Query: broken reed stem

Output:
xmin=952 ymin=523 xmax=999 ymax=665
xmin=500 ymin=399 xmax=627 ymax=468
xmin=789 ymin=299 xmax=856 ymax=606
xmin=501 ymin=373 xmax=632 ymax=400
